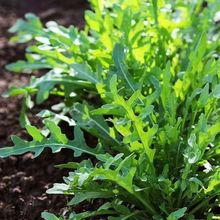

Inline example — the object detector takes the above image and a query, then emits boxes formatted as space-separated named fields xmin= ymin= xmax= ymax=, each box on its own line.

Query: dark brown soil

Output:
xmin=0 ymin=0 xmax=88 ymax=219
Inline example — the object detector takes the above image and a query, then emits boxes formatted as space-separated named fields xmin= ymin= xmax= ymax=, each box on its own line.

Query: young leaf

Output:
xmin=113 ymin=44 xmax=139 ymax=93
xmin=0 ymin=126 xmax=100 ymax=158
xmin=41 ymin=212 xmax=60 ymax=220
xmin=71 ymin=103 xmax=121 ymax=146
xmin=71 ymin=63 xmax=99 ymax=84
xmin=167 ymin=207 xmax=187 ymax=220
xmin=25 ymin=124 xmax=44 ymax=142
xmin=45 ymin=120 xmax=68 ymax=144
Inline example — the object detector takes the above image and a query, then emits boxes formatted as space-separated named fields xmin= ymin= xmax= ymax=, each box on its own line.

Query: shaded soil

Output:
xmin=0 ymin=0 xmax=88 ymax=219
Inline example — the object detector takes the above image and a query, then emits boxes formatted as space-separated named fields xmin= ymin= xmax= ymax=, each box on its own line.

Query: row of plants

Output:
xmin=1 ymin=0 xmax=220 ymax=219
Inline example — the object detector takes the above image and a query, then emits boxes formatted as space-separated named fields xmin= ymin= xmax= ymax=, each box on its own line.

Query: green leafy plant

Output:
xmin=1 ymin=0 xmax=220 ymax=219
xmin=5 ymin=0 xmax=220 ymax=126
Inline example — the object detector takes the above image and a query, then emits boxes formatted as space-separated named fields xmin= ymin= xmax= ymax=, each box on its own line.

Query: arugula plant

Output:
xmin=1 ymin=0 xmax=220 ymax=219
xmin=5 ymin=0 xmax=220 ymax=126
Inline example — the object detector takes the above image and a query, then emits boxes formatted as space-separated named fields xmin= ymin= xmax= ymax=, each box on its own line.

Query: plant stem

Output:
xmin=123 ymin=210 xmax=145 ymax=220
xmin=188 ymin=189 xmax=203 ymax=208
xmin=133 ymin=192 xmax=157 ymax=215
xmin=177 ymin=190 xmax=183 ymax=208
xmin=189 ymin=197 xmax=212 ymax=215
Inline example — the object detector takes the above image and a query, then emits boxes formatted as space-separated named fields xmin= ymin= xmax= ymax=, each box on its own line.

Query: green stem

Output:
xmin=177 ymin=163 xmax=191 ymax=207
xmin=205 ymin=99 xmax=216 ymax=120
xmin=152 ymin=0 xmax=158 ymax=25
xmin=177 ymin=190 xmax=183 ymax=208
xmin=188 ymin=189 xmax=203 ymax=208
xmin=133 ymin=192 xmax=157 ymax=215
xmin=123 ymin=210 xmax=145 ymax=220
xmin=88 ymin=210 xmax=117 ymax=218
xmin=189 ymin=109 xmax=198 ymax=135
xmin=189 ymin=196 xmax=212 ymax=215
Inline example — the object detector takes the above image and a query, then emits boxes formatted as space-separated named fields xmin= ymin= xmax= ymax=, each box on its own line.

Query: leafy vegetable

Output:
xmin=1 ymin=0 xmax=220 ymax=219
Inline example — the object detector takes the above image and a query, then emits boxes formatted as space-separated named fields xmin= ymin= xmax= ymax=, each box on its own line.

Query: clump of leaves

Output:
xmin=1 ymin=0 xmax=220 ymax=219
xmin=5 ymin=0 xmax=220 ymax=127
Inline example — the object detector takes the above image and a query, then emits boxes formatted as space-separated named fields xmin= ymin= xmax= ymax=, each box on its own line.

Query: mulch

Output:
xmin=0 ymin=0 xmax=89 ymax=219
